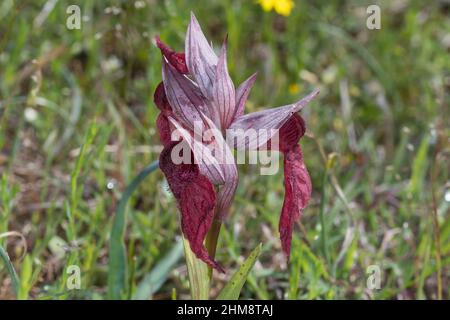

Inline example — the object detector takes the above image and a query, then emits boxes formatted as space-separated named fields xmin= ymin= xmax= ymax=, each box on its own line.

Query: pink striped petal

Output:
xmin=162 ymin=58 xmax=210 ymax=131
xmin=185 ymin=12 xmax=218 ymax=99
xmin=229 ymin=89 xmax=319 ymax=150
xmin=201 ymin=115 xmax=238 ymax=219
xmin=212 ymin=40 xmax=236 ymax=130
xmin=168 ymin=116 xmax=226 ymax=185
xmin=233 ymin=73 xmax=257 ymax=120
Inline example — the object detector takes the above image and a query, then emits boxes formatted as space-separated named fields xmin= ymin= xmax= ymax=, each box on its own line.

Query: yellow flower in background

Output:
xmin=274 ymin=0 xmax=294 ymax=16
xmin=258 ymin=0 xmax=295 ymax=16
xmin=258 ymin=0 xmax=275 ymax=12
xmin=288 ymin=83 xmax=301 ymax=95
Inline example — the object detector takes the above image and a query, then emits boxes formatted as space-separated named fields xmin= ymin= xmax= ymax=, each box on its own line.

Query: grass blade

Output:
xmin=0 ymin=245 xmax=19 ymax=297
xmin=216 ymin=243 xmax=262 ymax=300
xmin=133 ymin=240 xmax=183 ymax=300
xmin=108 ymin=160 xmax=160 ymax=299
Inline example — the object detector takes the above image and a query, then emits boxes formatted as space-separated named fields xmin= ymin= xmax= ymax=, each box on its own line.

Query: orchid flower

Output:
xmin=154 ymin=13 xmax=319 ymax=272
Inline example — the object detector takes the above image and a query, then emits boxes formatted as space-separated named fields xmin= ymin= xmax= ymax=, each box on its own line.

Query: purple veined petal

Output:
xmin=201 ymin=115 xmax=238 ymax=219
xmin=228 ymin=89 xmax=320 ymax=150
xmin=168 ymin=116 xmax=226 ymax=185
xmin=187 ymin=12 xmax=217 ymax=66
xmin=212 ymin=40 xmax=236 ymax=130
xmin=279 ymin=144 xmax=312 ymax=258
xmin=162 ymin=57 xmax=210 ymax=131
xmin=185 ymin=12 xmax=218 ymax=99
xmin=233 ymin=73 xmax=257 ymax=120
xmin=200 ymin=113 xmax=237 ymax=169
xmin=216 ymin=168 xmax=238 ymax=219
xmin=159 ymin=142 xmax=224 ymax=272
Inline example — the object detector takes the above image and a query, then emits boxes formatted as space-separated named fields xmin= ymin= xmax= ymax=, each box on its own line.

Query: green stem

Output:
xmin=205 ymin=219 xmax=222 ymax=279
xmin=183 ymin=219 xmax=222 ymax=299
xmin=319 ymin=169 xmax=330 ymax=265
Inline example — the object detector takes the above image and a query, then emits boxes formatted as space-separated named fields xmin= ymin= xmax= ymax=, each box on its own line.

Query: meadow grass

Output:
xmin=0 ymin=0 xmax=449 ymax=299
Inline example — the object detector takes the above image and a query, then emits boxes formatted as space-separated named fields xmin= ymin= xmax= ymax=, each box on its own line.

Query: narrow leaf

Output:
xmin=133 ymin=240 xmax=184 ymax=300
xmin=108 ymin=160 xmax=160 ymax=300
xmin=216 ymin=243 xmax=262 ymax=300
xmin=18 ymin=254 xmax=32 ymax=300
xmin=0 ymin=245 xmax=20 ymax=297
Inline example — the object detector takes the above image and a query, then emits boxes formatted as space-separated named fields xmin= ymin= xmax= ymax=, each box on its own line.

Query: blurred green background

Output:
xmin=0 ymin=0 xmax=449 ymax=299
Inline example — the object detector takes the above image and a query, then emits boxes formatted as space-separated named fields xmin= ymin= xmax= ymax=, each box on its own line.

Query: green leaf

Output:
xmin=0 ymin=245 xmax=19 ymax=297
xmin=217 ymin=243 xmax=262 ymax=300
xmin=182 ymin=236 xmax=210 ymax=300
xmin=18 ymin=255 xmax=32 ymax=300
xmin=288 ymin=238 xmax=301 ymax=299
xmin=133 ymin=240 xmax=183 ymax=300
xmin=108 ymin=160 xmax=160 ymax=300
xmin=408 ymin=135 xmax=430 ymax=197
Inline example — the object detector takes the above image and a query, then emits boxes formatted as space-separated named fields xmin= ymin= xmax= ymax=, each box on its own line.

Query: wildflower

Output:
xmin=289 ymin=83 xmax=301 ymax=95
xmin=257 ymin=0 xmax=295 ymax=16
xmin=258 ymin=0 xmax=276 ymax=12
xmin=154 ymin=13 xmax=318 ymax=271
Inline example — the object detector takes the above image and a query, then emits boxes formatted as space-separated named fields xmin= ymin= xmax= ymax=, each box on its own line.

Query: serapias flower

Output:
xmin=257 ymin=0 xmax=295 ymax=16
xmin=154 ymin=13 xmax=318 ymax=271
